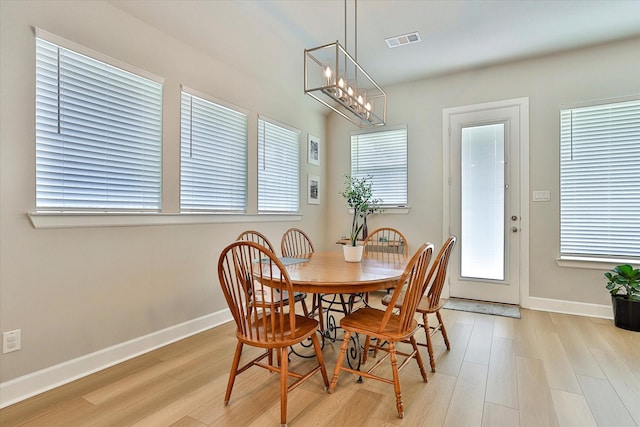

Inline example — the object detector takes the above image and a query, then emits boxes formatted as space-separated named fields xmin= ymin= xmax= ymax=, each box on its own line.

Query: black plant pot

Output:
xmin=611 ymin=295 xmax=640 ymax=332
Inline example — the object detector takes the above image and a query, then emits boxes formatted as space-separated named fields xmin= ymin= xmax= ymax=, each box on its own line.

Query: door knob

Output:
xmin=511 ymin=215 xmax=518 ymax=221
xmin=511 ymin=227 xmax=519 ymax=232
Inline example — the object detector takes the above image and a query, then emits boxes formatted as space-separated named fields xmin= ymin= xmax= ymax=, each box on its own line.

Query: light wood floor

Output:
xmin=2 ymin=293 xmax=639 ymax=426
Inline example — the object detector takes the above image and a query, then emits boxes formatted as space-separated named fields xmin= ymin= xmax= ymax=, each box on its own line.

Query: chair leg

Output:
xmin=225 ymin=341 xmax=244 ymax=404
xmin=388 ymin=342 xmax=404 ymax=418
xmin=372 ymin=329 xmax=381 ymax=359
xmin=280 ymin=346 xmax=288 ymax=427
xmin=329 ymin=330 xmax=351 ymax=393
xmin=311 ymin=332 xmax=329 ymax=388
xmin=362 ymin=335 xmax=372 ymax=365
xmin=423 ymin=312 xmax=436 ymax=372
xmin=410 ymin=335 xmax=428 ymax=382
xmin=436 ymin=310 xmax=451 ymax=349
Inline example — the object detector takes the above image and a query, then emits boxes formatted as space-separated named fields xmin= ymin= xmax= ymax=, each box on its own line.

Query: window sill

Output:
xmin=28 ymin=212 xmax=302 ymax=229
xmin=347 ymin=206 xmax=411 ymax=215
xmin=556 ymin=256 xmax=639 ymax=270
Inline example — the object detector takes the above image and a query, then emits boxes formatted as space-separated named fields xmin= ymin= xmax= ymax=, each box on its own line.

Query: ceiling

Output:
xmin=110 ymin=0 xmax=640 ymax=105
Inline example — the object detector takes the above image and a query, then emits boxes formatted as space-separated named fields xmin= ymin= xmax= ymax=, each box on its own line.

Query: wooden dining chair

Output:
xmin=328 ymin=243 xmax=434 ymax=418
xmin=237 ymin=230 xmax=310 ymax=316
xmin=236 ymin=229 xmax=276 ymax=252
xmin=280 ymin=227 xmax=320 ymax=324
xmin=281 ymin=227 xmax=315 ymax=258
xmin=363 ymin=227 xmax=409 ymax=260
xmin=362 ymin=227 xmax=409 ymax=297
xmin=381 ymin=236 xmax=457 ymax=372
xmin=218 ymin=241 xmax=329 ymax=427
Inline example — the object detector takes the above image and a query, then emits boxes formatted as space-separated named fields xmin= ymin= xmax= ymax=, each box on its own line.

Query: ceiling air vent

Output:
xmin=385 ymin=31 xmax=421 ymax=49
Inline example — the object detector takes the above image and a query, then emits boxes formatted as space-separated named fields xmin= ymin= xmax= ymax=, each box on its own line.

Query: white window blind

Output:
xmin=257 ymin=117 xmax=300 ymax=213
xmin=560 ymin=98 xmax=640 ymax=260
xmin=351 ymin=127 xmax=408 ymax=206
xmin=180 ymin=90 xmax=247 ymax=212
xmin=35 ymin=35 xmax=162 ymax=211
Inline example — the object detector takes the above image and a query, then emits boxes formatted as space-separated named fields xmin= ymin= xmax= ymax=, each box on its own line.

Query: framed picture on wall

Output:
xmin=308 ymin=175 xmax=320 ymax=205
xmin=307 ymin=134 xmax=320 ymax=166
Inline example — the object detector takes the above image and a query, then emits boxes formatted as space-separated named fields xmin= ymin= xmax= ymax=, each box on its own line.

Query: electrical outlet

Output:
xmin=3 ymin=329 xmax=21 ymax=353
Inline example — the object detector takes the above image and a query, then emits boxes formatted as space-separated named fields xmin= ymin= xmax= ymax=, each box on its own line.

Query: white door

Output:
xmin=444 ymin=99 xmax=528 ymax=305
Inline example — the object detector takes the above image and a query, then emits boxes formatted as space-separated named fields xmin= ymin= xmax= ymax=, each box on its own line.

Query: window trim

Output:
xmin=556 ymin=256 xmax=639 ymax=271
xmin=28 ymin=212 xmax=302 ymax=229
xmin=34 ymin=27 xmax=164 ymax=85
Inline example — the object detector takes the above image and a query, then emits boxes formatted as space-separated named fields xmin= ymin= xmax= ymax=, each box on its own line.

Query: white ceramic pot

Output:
xmin=343 ymin=244 xmax=364 ymax=262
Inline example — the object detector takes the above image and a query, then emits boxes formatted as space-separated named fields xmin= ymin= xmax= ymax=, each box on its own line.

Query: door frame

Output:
xmin=442 ymin=97 xmax=530 ymax=306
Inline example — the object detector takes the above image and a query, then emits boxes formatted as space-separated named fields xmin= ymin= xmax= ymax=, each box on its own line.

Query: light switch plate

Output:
xmin=532 ymin=190 xmax=550 ymax=202
xmin=3 ymin=329 xmax=21 ymax=353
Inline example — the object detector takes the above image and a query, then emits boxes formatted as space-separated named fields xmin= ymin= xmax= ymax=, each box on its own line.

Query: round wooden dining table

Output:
xmin=282 ymin=251 xmax=409 ymax=294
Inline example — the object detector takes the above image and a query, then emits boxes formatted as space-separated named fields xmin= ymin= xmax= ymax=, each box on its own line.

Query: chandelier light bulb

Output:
xmin=324 ymin=66 xmax=332 ymax=87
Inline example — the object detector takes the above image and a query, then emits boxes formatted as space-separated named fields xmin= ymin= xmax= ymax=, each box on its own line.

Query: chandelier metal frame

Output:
xmin=304 ymin=1 xmax=386 ymax=128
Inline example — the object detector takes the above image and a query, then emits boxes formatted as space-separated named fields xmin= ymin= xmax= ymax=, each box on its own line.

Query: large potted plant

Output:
xmin=339 ymin=175 xmax=381 ymax=262
xmin=605 ymin=264 xmax=640 ymax=332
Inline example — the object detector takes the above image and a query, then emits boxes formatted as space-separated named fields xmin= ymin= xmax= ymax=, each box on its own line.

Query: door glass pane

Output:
xmin=461 ymin=123 xmax=505 ymax=280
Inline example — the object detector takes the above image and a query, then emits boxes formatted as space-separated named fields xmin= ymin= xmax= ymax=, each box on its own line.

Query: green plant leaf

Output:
xmin=605 ymin=264 xmax=640 ymax=299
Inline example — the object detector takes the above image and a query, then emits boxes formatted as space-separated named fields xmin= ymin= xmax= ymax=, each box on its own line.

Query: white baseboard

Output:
xmin=523 ymin=296 xmax=613 ymax=319
xmin=0 ymin=309 xmax=232 ymax=409
xmin=443 ymin=283 xmax=613 ymax=319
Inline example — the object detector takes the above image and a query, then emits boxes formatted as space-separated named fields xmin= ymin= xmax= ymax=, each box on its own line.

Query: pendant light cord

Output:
xmin=355 ymin=0 xmax=358 ymax=61
xmin=344 ymin=0 xmax=347 ymax=53
xmin=344 ymin=0 xmax=358 ymax=60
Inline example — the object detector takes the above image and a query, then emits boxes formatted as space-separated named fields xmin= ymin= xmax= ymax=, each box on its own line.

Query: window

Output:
xmin=257 ymin=117 xmax=300 ymax=213
xmin=35 ymin=31 xmax=163 ymax=211
xmin=351 ymin=127 xmax=408 ymax=206
xmin=560 ymin=98 xmax=640 ymax=260
xmin=180 ymin=89 xmax=247 ymax=212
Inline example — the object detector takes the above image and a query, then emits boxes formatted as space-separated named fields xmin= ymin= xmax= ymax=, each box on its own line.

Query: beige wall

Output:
xmin=325 ymin=36 xmax=640 ymax=306
xmin=0 ymin=0 xmax=326 ymax=385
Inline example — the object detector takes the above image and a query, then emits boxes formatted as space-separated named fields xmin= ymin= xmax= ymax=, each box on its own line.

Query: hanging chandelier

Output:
xmin=304 ymin=0 xmax=386 ymax=127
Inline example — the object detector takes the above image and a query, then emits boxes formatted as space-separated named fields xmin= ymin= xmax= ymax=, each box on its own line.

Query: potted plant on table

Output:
xmin=339 ymin=175 xmax=381 ymax=262
xmin=605 ymin=264 xmax=640 ymax=332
